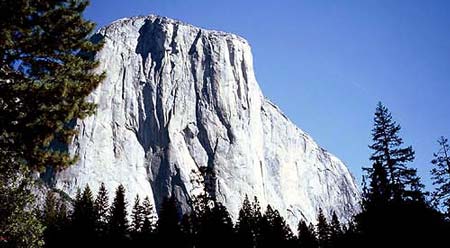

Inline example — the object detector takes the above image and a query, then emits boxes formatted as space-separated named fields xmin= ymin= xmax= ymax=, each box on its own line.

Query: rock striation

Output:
xmin=53 ymin=15 xmax=360 ymax=227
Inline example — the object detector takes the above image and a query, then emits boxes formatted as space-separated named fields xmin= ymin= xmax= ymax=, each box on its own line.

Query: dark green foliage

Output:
xmin=94 ymin=182 xmax=109 ymax=236
xmin=329 ymin=212 xmax=343 ymax=248
xmin=235 ymin=195 xmax=263 ymax=248
xmin=42 ymin=192 xmax=58 ymax=248
xmin=130 ymin=195 xmax=157 ymax=247
xmin=186 ymin=168 xmax=235 ymax=248
xmin=70 ymin=185 xmax=96 ymax=245
xmin=258 ymin=205 xmax=294 ymax=248
xmin=339 ymin=222 xmax=359 ymax=248
xmin=431 ymin=136 xmax=450 ymax=218
xmin=0 ymin=1 xmax=102 ymax=246
xmin=0 ymin=130 xmax=44 ymax=248
xmin=199 ymin=166 xmax=217 ymax=202
xmin=42 ymin=192 xmax=69 ymax=248
xmin=34 ymin=102 xmax=450 ymax=247
xmin=43 ymin=192 xmax=58 ymax=227
xmin=189 ymin=167 xmax=217 ymax=214
xmin=298 ymin=220 xmax=318 ymax=248
xmin=131 ymin=195 xmax=144 ymax=233
xmin=156 ymin=196 xmax=183 ymax=247
xmin=108 ymin=184 xmax=129 ymax=244
xmin=0 ymin=0 xmax=105 ymax=173
xmin=0 ymin=161 xmax=44 ymax=248
xmin=362 ymin=160 xmax=390 ymax=207
xmin=192 ymin=202 xmax=235 ymax=248
xmin=141 ymin=196 xmax=156 ymax=235
xmin=36 ymin=182 xmax=448 ymax=248
xmin=316 ymin=208 xmax=331 ymax=248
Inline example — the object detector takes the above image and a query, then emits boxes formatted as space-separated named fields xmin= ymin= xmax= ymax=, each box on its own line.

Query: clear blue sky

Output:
xmin=85 ymin=0 xmax=450 ymax=189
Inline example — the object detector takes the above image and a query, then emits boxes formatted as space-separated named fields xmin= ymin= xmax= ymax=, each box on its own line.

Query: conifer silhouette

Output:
xmin=366 ymin=102 xmax=423 ymax=202
xmin=431 ymin=136 xmax=450 ymax=218
xmin=94 ymin=182 xmax=109 ymax=239
xmin=298 ymin=220 xmax=318 ymax=248
xmin=108 ymin=184 xmax=129 ymax=245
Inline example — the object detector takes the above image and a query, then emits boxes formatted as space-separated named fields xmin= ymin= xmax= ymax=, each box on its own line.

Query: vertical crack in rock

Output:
xmin=203 ymin=35 xmax=235 ymax=144
xmin=135 ymin=18 xmax=188 ymax=211
xmin=136 ymin=18 xmax=169 ymax=150
xmin=240 ymin=53 xmax=251 ymax=113
xmin=191 ymin=33 xmax=215 ymax=168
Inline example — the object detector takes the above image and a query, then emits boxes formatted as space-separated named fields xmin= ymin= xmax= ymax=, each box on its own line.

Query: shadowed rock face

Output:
xmin=54 ymin=15 xmax=360 ymax=227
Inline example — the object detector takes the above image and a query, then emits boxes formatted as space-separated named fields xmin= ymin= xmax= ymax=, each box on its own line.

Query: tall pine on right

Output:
xmin=365 ymin=102 xmax=423 ymax=203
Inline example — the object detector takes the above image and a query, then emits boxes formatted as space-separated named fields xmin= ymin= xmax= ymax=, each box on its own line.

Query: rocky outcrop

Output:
xmin=54 ymin=15 xmax=360 ymax=227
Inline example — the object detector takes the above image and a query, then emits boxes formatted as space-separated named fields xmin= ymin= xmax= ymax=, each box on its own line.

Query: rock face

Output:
xmin=54 ymin=15 xmax=360 ymax=227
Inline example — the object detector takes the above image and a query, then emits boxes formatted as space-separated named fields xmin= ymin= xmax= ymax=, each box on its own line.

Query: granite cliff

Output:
xmin=53 ymin=15 xmax=360 ymax=227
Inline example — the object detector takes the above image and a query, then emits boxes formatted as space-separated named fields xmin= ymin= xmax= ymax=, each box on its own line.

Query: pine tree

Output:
xmin=81 ymin=186 xmax=96 ymax=223
xmin=339 ymin=221 xmax=358 ymax=248
xmin=94 ymin=182 xmax=109 ymax=236
xmin=0 ymin=0 xmax=104 ymax=173
xmin=0 ymin=1 xmax=103 ymax=245
xmin=156 ymin=196 xmax=182 ymax=247
xmin=366 ymin=102 xmax=423 ymax=202
xmin=141 ymin=196 xmax=156 ymax=235
xmin=42 ymin=192 xmax=58 ymax=248
xmin=72 ymin=188 xmax=82 ymax=219
xmin=0 ymin=144 xmax=44 ymax=247
xmin=431 ymin=136 xmax=450 ymax=218
xmin=0 ymin=191 xmax=44 ymax=248
xmin=70 ymin=185 xmax=96 ymax=245
xmin=354 ymin=103 xmax=446 ymax=247
xmin=362 ymin=160 xmax=390 ymax=207
xmin=211 ymin=203 xmax=235 ymax=247
xmin=43 ymin=192 xmax=58 ymax=228
xmin=56 ymin=200 xmax=69 ymax=230
xmin=130 ymin=196 xmax=156 ymax=247
xmin=197 ymin=202 xmax=235 ymax=248
xmin=42 ymin=192 xmax=70 ymax=248
xmin=258 ymin=205 xmax=293 ymax=248
xmin=131 ymin=195 xmax=144 ymax=233
xmin=316 ymin=208 xmax=330 ymax=248
xmin=189 ymin=167 xmax=217 ymax=216
xmin=329 ymin=212 xmax=342 ymax=248
xmin=108 ymin=184 xmax=129 ymax=243
xmin=235 ymin=195 xmax=262 ymax=248
xmin=298 ymin=220 xmax=318 ymax=248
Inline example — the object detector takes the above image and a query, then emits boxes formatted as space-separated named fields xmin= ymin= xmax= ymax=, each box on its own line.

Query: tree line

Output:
xmin=40 ymin=182 xmax=343 ymax=248
xmin=39 ymin=103 xmax=450 ymax=248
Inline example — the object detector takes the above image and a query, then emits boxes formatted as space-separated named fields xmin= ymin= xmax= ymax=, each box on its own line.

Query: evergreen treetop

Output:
xmin=316 ymin=208 xmax=330 ymax=248
xmin=236 ymin=195 xmax=262 ymax=248
xmin=1 ymin=1 xmax=101 ymax=245
xmin=258 ymin=205 xmax=293 ymax=248
xmin=109 ymin=184 xmax=129 ymax=237
xmin=0 ymin=0 xmax=105 ymax=172
xmin=141 ymin=196 xmax=156 ymax=234
xmin=366 ymin=102 xmax=423 ymax=202
xmin=94 ymin=182 xmax=109 ymax=232
xmin=298 ymin=220 xmax=318 ymax=248
xmin=131 ymin=195 xmax=144 ymax=233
